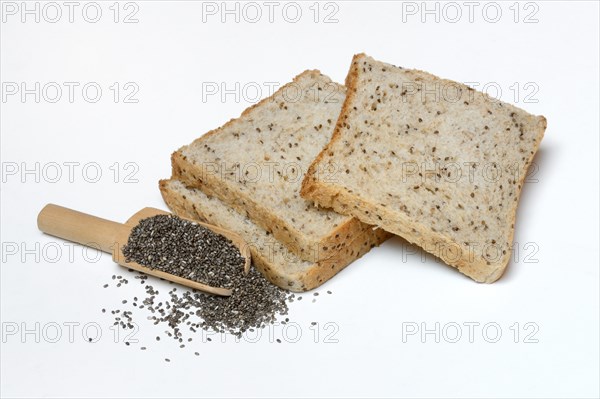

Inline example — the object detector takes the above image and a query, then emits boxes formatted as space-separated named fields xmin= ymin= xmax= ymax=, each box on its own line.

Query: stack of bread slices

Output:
xmin=161 ymin=70 xmax=391 ymax=291
xmin=161 ymin=54 xmax=546 ymax=290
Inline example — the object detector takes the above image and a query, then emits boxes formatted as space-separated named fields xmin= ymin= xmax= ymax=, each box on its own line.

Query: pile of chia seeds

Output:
xmin=119 ymin=214 xmax=291 ymax=337
xmin=123 ymin=214 xmax=245 ymax=288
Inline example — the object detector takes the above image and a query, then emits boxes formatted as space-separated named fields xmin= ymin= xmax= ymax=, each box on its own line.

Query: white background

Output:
xmin=1 ymin=1 xmax=599 ymax=398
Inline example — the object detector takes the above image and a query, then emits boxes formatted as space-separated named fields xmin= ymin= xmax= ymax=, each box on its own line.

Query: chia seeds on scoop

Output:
xmin=122 ymin=214 xmax=245 ymax=288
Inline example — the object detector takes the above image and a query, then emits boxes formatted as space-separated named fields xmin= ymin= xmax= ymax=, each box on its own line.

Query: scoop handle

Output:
xmin=37 ymin=204 xmax=124 ymax=253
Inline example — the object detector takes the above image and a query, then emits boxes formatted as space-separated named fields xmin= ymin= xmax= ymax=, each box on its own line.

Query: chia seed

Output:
xmin=123 ymin=214 xmax=246 ymax=288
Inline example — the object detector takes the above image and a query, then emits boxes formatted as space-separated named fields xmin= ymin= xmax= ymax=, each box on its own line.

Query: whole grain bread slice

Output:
xmin=172 ymin=70 xmax=373 ymax=263
xmin=159 ymin=179 xmax=390 ymax=291
xmin=301 ymin=54 xmax=547 ymax=283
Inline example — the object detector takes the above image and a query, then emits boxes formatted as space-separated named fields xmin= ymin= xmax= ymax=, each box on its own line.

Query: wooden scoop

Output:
xmin=37 ymin=204 xmax=251 ymax=296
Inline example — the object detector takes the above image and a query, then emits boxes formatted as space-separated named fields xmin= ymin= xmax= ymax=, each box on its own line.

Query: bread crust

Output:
xmin=301 ymin=54 xmax=547 ymax=283
xmin=159 ymin=179 xmax=390 ymax=291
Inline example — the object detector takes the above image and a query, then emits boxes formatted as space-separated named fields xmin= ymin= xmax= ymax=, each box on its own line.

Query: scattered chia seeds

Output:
xmin=122 ymin=214 xmax=245 ymax=288
xmin=99 ymin=272 xmax=324 ymax=359
xmin=118 ymin=275 xmax=288 ymax=338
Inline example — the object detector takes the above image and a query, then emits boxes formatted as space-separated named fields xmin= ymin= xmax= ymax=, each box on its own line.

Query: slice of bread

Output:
xmin=172 ymin=70 xmax=374 ymax=263
xmin=159 ymin=179 xmax=390 ymax=291
xmin=301 ymin=54 xmax=547 ymax=283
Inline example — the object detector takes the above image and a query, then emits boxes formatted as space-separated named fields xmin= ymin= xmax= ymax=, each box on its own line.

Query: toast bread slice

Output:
xmin=301 ymin=54 xmax=546 ymax=283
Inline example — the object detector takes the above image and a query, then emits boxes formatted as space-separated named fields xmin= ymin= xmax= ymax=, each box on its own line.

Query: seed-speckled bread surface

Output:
xmin=159 ymin=179 xmax=390 ymax=292
xmin=301 ymin=54 xmax=547 ymax=283
xmin=172 ymin=70 xmax=373 ymax=263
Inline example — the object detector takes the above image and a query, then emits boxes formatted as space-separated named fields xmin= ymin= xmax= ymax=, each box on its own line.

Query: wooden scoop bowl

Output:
xmin=37 ymin=204 xmax=251 ymax=296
